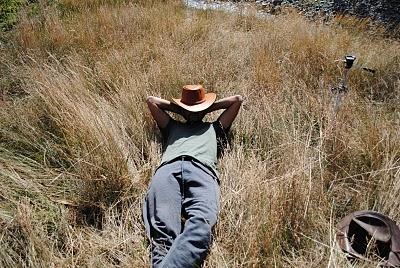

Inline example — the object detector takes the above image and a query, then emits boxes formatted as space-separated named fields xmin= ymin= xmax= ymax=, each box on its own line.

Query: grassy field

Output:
xmin=0 ymin=0 xmax=399 ymax=267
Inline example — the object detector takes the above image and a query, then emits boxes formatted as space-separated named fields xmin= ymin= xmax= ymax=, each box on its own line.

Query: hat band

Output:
xmin=181 ymin=98 xmax=206 ymax=106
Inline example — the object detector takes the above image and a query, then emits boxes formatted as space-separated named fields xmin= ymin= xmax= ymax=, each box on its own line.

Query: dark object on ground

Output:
xmin=362 ymin=67 xmax=377 ymax=74
xmin=336 ymin=210 xmax=400 ymax=266
xmin=344 ymin=55 xmax=356 ymax=69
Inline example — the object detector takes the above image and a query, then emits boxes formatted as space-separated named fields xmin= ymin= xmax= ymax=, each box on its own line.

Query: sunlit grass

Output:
xmin=0 ymin=0 xmax=399 ymax=267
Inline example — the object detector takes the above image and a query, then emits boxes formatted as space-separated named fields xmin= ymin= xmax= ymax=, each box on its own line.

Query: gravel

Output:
xmin=255 ymin=0 xmax=400 ymax=26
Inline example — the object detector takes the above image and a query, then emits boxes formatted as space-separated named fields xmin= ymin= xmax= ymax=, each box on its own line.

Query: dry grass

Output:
xmin=0 ymin=0 xmax=399 ymax=267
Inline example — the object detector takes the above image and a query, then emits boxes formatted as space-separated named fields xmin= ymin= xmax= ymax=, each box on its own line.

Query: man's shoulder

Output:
xmin=167 ymin=120 xmax=222 ymax=133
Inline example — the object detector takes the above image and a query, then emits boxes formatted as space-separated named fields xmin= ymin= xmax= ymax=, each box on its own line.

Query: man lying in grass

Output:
xmin=143 ymin=85 xmax=242 ymax=267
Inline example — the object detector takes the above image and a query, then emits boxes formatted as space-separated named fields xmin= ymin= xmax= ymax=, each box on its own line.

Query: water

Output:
xmin=183 ymin=0 xmax=272 ymax=19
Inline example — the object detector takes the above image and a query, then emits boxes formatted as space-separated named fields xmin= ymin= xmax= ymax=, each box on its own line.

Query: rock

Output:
xmin=271 ymin=0 xmax=282 ymax=5
xmin=332 ymin=0 xmax=400 ymax=26
xmin=253 ymin=0 xmax=400 ymax=28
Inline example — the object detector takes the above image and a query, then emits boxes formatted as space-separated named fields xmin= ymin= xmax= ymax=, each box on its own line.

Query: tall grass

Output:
xmin=0 ymin=0 xmax=399 ymax=267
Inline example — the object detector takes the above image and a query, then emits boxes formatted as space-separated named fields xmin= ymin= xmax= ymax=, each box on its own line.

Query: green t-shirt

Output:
xmin=160 ymin=118 xmax=229 ymax=176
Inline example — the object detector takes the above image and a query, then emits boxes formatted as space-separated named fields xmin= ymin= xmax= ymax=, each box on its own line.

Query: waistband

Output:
xmin=157 ymin=155 xmax=219 ymax=182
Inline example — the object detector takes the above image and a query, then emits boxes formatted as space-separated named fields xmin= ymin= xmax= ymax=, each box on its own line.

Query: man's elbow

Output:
xmin=235 ymin=95 xmax=243 ymax=104
xmin=146 ymin=96 xmax=155 ymax=105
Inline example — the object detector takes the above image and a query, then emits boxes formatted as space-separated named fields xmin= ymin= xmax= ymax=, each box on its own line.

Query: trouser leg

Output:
xmin=142 ymin=162 xmax=182 ymax=268
xmin=160 ymin=160 xmax=220 ymax=268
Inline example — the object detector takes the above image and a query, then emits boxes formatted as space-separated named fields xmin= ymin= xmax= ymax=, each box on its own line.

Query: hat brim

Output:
xmin=172 ymin=93 xmax=216 ymax=112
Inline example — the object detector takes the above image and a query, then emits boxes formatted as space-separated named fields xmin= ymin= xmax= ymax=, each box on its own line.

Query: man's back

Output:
xmin=161 ymin=119 xmax=228 ymax=176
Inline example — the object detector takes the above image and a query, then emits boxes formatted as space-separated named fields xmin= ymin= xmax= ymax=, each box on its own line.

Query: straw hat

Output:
xmin=172 ymin=85 xmax=216 ymax=112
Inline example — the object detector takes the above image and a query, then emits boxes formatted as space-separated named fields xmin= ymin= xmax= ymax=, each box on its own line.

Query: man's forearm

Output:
xmin=147 ymin=96 xmax=182 ymax=114
xmin=206 ymin=95 xmax=243 ymax=113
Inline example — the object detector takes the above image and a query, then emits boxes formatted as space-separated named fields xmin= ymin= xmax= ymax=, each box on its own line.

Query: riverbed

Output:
xmin=183 ymin=0 xmax=400 ymax=28
xmin=183 ymin=0 xmax=272 ymax=19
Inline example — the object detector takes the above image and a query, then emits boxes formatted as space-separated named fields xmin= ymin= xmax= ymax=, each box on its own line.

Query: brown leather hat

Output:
xmin=336 ymin=210 xmax=400 ymax=266
xmin=172 ymin=85 xmax=216 ymax=112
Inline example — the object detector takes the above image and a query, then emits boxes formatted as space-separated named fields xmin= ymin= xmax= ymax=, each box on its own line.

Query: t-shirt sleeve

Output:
xmin=213 ymin=120 xmax=230 ymax=157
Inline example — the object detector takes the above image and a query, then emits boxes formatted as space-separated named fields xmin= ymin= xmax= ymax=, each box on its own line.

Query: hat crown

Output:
xmin=336 ymin=210 xmax=400 ymax=265
xmin=181 ymin=85 xmax=206 ymax=106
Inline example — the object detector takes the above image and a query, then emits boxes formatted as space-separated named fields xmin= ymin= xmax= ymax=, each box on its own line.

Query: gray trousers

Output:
xmin=142 ymin=156 xmax=220 ymax=268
